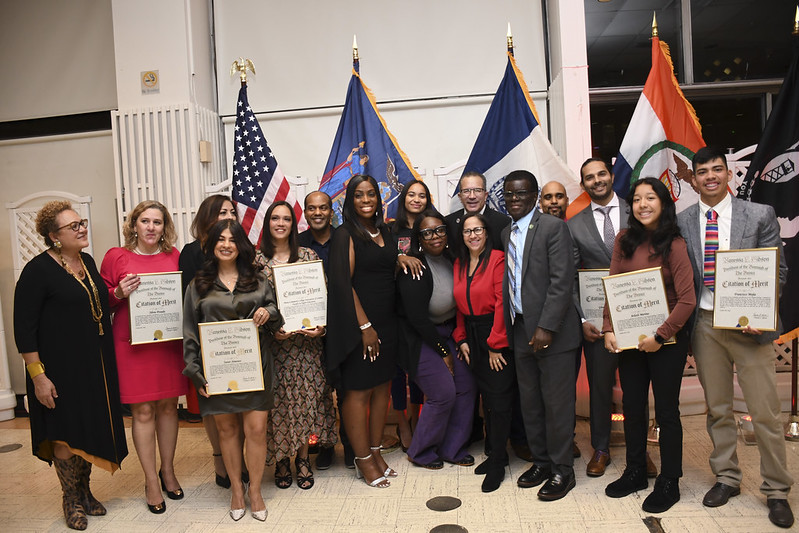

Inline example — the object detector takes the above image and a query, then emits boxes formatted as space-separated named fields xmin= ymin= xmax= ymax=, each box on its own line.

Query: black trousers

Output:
xmin=618 ymin=331 xmax=688 ymax=479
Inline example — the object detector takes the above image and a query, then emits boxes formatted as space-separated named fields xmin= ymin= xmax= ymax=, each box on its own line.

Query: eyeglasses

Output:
xmin=462 ymin=226 xmax=486 ymax=236
xmin=460 ymin=187 xmax=485 ymax=196
xmin=57 ymin=219 xmax=89 ymax=232
xmin=503 ymin=190 xmax=531 ymax=200
xmin=419 ymin=225 xmax=447 ymax=240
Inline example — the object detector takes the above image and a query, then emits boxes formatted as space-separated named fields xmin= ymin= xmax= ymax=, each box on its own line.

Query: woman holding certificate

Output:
xmin=14 ymin=200 xmax=128 ymax=530
xmin=255 ymin=201 xmax=336 ymax=491
xmin=452 ymin=212 xmax=512 ymax=493
xmin=180 ymin=194 xmax=245 ymax=489
xmin=183 ymin=219 xmax=279 ymax=521
xmin=396 ymin=209 xmax=476 ymax=470
xmin=602 ymin=178 xmax=695 ymax=514
xmin=327 ymin=175 xmax=399 ymax=488
xmin=100 ymin=200 xmax=189 ymax=514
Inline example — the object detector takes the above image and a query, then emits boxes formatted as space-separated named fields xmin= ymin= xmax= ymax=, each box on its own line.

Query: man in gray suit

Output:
xmin=567 ymin=158 xmax=629 ymax=477
xmin=502 ymin=170 xmax=581 ymax=501
xmin=677 ymin=147 xmax=794 ymax=529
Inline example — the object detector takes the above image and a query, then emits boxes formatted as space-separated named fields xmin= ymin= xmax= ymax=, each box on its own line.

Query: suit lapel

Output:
xmin=683 ymin=203 xmax=703 ymax=272
xmin=521 ymin=210 xmax=541 ymax=274
xmin=579 ymin=208 xmax=607 ymax=259
xmin=619 ymin=198 xmax=630 ymax=230
xmin=730 ymin=197 xmax=747 ymax=249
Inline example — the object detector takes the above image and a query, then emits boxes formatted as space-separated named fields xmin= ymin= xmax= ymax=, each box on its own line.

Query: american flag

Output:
xmin=232 ymin=84 xmax=306 ymax=244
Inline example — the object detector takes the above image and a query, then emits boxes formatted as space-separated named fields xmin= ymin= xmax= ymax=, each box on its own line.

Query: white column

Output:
xmin=546 ymin=0 xmax=592 ymax=175
xmin=0 ymin=293 xmax=18 ymax=421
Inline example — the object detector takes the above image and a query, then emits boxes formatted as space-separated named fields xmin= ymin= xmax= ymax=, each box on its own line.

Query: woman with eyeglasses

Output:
xmin=389 ymin=180 xmax=432 ymax=452
xmin=327 ymin=175 xmax=399 ymax=488
xmin=14 ymin=201 xmax=128 ymax=530
xmin=397 ymin=209 xmax=476 ymax=470
xmin=452 ymin=212 xmax=512 ymax=493
xmin=101 ymin=200 xmax=190 ymax=514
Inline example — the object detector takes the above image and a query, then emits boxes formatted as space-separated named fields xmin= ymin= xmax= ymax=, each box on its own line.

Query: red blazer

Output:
xmin=453 ymin=249 xmax=509 ymax=351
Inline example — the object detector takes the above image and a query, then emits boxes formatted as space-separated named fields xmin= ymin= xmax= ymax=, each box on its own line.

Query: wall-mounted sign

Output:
xmin=141 ymin=70 xmax=159 ymax=95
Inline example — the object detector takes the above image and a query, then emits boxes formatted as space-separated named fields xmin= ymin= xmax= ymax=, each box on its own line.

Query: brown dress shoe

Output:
xmin=645 ymin=451 xmax=658 ymax=478
xmin=586 ymin=450 xmax=610 ymax=477
xmin=573 ymin=441 xmax=581 ymax=458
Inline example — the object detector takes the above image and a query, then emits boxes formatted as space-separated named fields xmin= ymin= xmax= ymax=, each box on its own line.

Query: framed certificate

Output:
xmin=578 ymin=269 xmax=610 ymax=330
xmin=602 ymin=267 xmax=674 ymax=350
xmin=199 ymin=319 xmax=264 ymax=395
xmin=713 ymin=247 xmax=780 ymax=331
xmin=272 ymin=260 xmax=327 ymax=332
xmin=128 ymin=271 xmax=183 ymax=345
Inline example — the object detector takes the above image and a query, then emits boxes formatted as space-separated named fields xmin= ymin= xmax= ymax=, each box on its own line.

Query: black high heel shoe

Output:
xmin=214 ymin=453 xmax=232 ymax=488
xmin=295 ymin=456 xmax=314 ymax=490
xmin=396 ymin=426 xmax=410 ymax=453
xmin=159 ymin=470 xmax=184 ymax=500
xmin=146 ymin=488 xmax=166 ymax=514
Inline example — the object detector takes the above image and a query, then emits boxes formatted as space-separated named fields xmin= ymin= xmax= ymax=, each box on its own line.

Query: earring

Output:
xmin=134 ymin=231 xmax=138 ymax=238
xmin=53 ymin=241 xmax=62 ymax=249
xmin=160 ymin=235 xmax=164 ymax=242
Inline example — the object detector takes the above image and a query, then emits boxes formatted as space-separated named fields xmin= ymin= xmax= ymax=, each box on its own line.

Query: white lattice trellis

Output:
xmin=6 ymin=191 xmax=93 ymax=280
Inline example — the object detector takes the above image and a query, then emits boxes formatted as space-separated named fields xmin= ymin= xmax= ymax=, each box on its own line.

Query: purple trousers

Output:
xmin=407 ymin=325 xmax=477 ymax=464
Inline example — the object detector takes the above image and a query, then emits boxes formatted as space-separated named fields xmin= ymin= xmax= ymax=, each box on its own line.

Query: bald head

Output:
xmin=540 ymin=181 xmax=568 ymax=219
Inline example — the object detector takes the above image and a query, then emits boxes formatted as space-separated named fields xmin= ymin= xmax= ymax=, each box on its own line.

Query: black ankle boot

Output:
xmin=642 ymin=475 xmax=680 ymax=513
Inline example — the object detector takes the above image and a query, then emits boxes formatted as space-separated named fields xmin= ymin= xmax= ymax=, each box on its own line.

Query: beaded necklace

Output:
xmin=57 ymin=250 xmax=104 ymax=335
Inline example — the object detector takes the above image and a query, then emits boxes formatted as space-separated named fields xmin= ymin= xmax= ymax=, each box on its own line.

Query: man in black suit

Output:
xmin=540 ymin=180 xmax=569 ymax=220
xmin=503 ymin=170 xmax=581 ymax=501
xmin=445 ymin=171 xmax=510 ymax=252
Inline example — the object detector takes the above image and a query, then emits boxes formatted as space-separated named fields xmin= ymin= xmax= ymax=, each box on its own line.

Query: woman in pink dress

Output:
xmin=100 ymin=200 xmax=189 ymax=514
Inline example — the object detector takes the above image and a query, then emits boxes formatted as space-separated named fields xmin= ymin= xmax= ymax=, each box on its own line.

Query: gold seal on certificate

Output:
xmin=712 ymin=247 xmax=779 ymax=331
xmin=128 ymin=271 xmax=183 ymax=345
xmin=578 ymin=269 xmax=610 ymax=330
xmin=199 ymin=319 xmax=264 ymax=395
xmin=272 ymin=260 xmax=327 ymax=332
xmin=602 ymin=267 xmax=674 ymax=351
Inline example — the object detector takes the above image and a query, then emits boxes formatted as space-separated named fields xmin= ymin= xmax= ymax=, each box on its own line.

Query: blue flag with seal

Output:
xmin=455 ymin=51 xmax=580 ymax=215
xmin=321 ymin=56 xmax=419 ymax=226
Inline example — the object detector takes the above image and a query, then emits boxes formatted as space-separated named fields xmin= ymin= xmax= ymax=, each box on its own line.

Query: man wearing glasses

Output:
xmin=445 ymin=172 xmax=510 ymax=252
xmin=502 ymin=170 xmax=580 ymax=501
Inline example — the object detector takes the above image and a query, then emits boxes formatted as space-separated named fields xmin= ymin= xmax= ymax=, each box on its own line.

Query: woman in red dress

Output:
xmin=101 ymin=200 xmax=189 ymax=514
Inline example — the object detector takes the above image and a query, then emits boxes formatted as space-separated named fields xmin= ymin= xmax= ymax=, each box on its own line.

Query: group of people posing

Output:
xmin=13 ymin=146 xmax=794 ymax=530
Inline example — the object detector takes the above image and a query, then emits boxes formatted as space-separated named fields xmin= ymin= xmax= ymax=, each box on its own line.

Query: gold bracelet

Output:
xmin=26 ymin=361 xmax=45 ymax=379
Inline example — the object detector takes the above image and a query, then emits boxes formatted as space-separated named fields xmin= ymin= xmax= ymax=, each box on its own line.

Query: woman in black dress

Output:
xmin=183 ymin=219 xmax=280 ymax=521
xmin=327 ymin=175 xmax=399 ymax=488
xmin=14 ymin=200 xmax=128 ymax=530
xmin=179 ymin=194 xmax=242 ymax=488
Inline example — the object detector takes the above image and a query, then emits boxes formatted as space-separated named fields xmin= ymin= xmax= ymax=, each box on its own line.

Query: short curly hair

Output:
xmin=122 ymin=200 xmax=177 ymax=252
xmin=35 ymin=200 xmax=74 ymax=247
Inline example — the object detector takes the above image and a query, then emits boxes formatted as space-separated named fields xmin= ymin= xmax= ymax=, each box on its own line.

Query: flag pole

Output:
xmin=506 ymin=22 xmax=514 ymax=56
xmin=787 ymin=7 xmax=799 ymax=441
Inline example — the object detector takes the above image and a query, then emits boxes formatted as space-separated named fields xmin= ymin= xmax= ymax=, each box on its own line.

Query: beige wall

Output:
xmin=0 ymin=132 xmax=119 ymax=393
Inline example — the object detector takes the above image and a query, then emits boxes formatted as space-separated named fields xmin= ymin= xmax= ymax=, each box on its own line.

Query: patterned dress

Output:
xmin=256 ymin=247 xmax=337 ymax=462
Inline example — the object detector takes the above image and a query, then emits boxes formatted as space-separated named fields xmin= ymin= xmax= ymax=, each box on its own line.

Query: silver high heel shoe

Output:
xmin=353 ymin=453 xmax=390 ymax=488
xmin=229 ymin=508 xmax=245 ymax=521
xmin=252 ymin=508 xmax=267 ymax=521
xmin=370 ymin=446 xmax=398 ymax=478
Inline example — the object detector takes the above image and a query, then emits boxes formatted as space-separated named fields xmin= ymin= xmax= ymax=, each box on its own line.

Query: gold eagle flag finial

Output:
xmin=230 ymin=57 xmax=256 ymax=85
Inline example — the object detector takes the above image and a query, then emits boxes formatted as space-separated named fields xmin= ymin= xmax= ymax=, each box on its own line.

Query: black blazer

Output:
xmin=396 ymin=255 xmax=454 ymax=380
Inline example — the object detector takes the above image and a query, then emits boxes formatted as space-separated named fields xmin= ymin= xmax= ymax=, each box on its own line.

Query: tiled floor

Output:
xmin=0 ymin=414 xmax=797 ymax=532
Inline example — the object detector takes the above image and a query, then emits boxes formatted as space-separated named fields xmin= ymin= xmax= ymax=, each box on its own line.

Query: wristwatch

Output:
xmin=653 ymin=333 xmax=666 ymax=345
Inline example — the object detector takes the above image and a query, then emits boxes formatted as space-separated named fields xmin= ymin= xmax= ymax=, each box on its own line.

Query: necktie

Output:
xmin=508 ymin=222 xmax=521 ymax=314
xmin=597 ymin=206 xmax=615 ymax=256
xmin=704 ymin=209 xmax=719 ymax=290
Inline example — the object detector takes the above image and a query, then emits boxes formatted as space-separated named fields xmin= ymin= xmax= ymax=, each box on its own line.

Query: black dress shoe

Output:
xmin=517 ymin=464 xmax=551 ymax=488
xmin=446 ymin=454 xmax=475 ymax=466
xmin=702 ymin=482 xmax=740 ymax=507
xmin=408 ymin=457 xmax=444 ymax=470
xmin=538 ymin=472 xmax=576 ymax=501
xmin=768 ymin=499 xmax=795 ymax=528
xmin=159 ymin=470 xmax=184 ymax=500
xmin=475 ymin=456 xmax=508 ymax=475
xmin=482 ymin=466 xmax=506 ymax=493
xmin=344 ymin=445 xmax=355 ymax=469
xmin=316 ymin=446 xmax=334 ymax=470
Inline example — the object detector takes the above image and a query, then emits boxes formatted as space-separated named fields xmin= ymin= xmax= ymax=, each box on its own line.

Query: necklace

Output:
xmin=367 ymin=228 xmax=380 ymax=238
xmin=219 ymin=273 xmax=238 ymax=290
xmin=58 ymin=250 xmax=104 ymax=335
xmin=134 ymin=246 xmax=161 ymax=256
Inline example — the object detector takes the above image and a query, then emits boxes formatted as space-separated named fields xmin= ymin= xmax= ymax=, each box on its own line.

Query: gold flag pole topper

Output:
xmin=231 ymin=57 xmax=256 ymax=86
xmin=507 ymin=22 xmax=514 ymax=55
xmin=793 ymin=5 xmax=798 ymax=36
xmin=652 ymin=12 xmax=659 ymax=38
